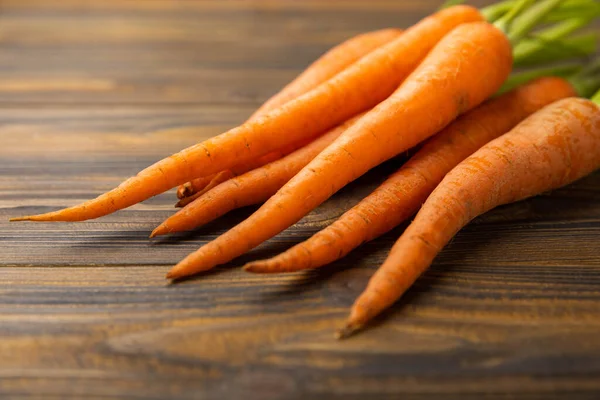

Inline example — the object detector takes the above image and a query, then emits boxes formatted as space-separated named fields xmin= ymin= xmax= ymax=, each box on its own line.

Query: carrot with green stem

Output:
xmin=337 ymin=93 xmax=600 ymax=339
xmin=244 ymin=74 xmax=581 ymax=274
xmin=176 ymin=0 xmax=592 ymax=202
xmin=165 ymin=20 xmax=515 ymax=280
xmin=151 ymin=114 xmax=365 ymax=238
xmin=11 ymin=5 xmax=484 ymax=223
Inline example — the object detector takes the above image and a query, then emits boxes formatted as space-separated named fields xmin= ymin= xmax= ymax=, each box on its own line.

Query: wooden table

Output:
xmin=1 ymin=1 xmax=599 ymax=398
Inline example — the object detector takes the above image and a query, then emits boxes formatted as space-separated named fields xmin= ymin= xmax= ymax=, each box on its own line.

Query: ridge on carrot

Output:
xmin=337 ymin=94 xmax=600 ymax=339
xmin=243 ymin=74 xmax=578 ymax=274
xmin=11 ymin=5 xmax=483 ymax=223
xmin=165 ymin=20 xmax=514 ymax=280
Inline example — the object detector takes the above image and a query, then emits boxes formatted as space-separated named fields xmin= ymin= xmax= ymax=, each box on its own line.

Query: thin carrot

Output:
xmin=247 ymin=28 xmax=402 ymax=121
xmin=176 ymin=29 xmax=400 ymax=200
xmin=243 ymin=76 xmax=576 ymax=274
xmin=165 ymin=21 xmax=513 ymax=280
xmin=337 ymin=96 xmax=600 ymax=338
xmin=151 ymin=114 xmax=365 ymax=238
xmin=11 ymin=5 xmax=483 ymax=223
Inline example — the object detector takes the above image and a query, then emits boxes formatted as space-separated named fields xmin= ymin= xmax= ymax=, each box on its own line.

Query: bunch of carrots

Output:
xmin=12 ymin=0 xmax=600 ymax=337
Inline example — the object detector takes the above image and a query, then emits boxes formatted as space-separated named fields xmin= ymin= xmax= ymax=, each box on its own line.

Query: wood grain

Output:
xmin=1 ymin=0 xmax=599 ymax=398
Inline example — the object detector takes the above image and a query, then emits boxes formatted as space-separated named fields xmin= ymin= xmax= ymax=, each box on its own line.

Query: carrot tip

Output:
xmin=149 ymin=230 xmax=158 ymax=239
xmin=243 ymin=263 xmax=260 ymax=273
xmin=335 ymin=322 xmax=362 ymax=340
xmin=165 ymin=270 xmax=177 ymax=279
xmin=9 ymin=216 xmax=31 ymax=222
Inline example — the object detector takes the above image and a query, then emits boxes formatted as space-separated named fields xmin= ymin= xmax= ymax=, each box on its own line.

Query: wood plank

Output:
xmin=1 ymin=0 xmax=600 ymax=398
xmin=1 ymin=264 xmax=600 ymax=399
xmin=0 ymin=0 xmax=433 ymax=106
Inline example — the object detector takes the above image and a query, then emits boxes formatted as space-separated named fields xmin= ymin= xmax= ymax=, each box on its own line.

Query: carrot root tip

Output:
xmin=9 ymin=216 xmax=31 ymax=222
xmin=335 ymin=322 xmax=362 ymax=340
xmin=165 ymin=271 xmax=177 ymax=279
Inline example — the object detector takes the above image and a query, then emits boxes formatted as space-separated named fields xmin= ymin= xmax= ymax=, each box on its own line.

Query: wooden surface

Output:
xmin=1 ymin=1 xmax=600 ymax=398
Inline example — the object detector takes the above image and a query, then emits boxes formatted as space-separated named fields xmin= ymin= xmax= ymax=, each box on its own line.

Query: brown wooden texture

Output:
xmin=1 ymin=1 xmax=599 ymax=399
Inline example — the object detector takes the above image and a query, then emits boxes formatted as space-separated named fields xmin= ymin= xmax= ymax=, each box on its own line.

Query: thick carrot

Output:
xmin=151 ymin=114 xmax=365 ymax=238
xmin=165 ymin=21 xmax=513 ymax=280
xmin=177 ymin=137 xmax=314 ymax=201
xmin=11 ymin=5 xmax=482 ymax=223
xmin=338 ymin=96 xmax=600 ymax=338
xmin=247 ymin=28 xmax=402 ymax=121
xmin=243 ymin=76 xmax=576 ymax=274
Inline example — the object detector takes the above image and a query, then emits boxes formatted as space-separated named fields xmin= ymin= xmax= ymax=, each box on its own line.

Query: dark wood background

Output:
xmin=1 ymin=1 xmax=599 ymax=398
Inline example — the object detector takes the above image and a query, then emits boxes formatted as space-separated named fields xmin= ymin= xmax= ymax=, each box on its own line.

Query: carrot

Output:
xmin=151 ymin=113 xmax=365 ymax=238
xmin=247 ymin=28 xmax=402 ymax=121
xmin=243 ymin=76 xmax=577 ymax=274
xmin=177 ymin=137 xmax=314 ymax=201
xmin=337 ymin=96 xmax=600 ymax=338
xmin=165 ymin=21 xmax=513 ymax=280
xmin=11 ymin=5 xmax=482 ymax=223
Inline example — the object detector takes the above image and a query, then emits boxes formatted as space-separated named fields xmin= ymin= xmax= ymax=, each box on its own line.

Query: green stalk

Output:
xmin=481 ymin=0 xmax=514 ymax=23
xmin=494 ymin=0 xmax=534 ymax=37
xmin=497 ymin=64 xmax=582 ymax=95
xmin=513 ymin=15 xmax=598 ymax=65
xmin=546 ymin=3 xmax=600 ymax=22
xmin=591 ymin=89 xmax=600 ymax=105
xmin=515 ymin=33 xmax=598 ymax=66
xmin=568 ymin=59 xmax=600 ymax=99
xmin=506 ymin=0 xmax=563 ymax=44
xmin=439 ymin=0 xmax=464 ymax=9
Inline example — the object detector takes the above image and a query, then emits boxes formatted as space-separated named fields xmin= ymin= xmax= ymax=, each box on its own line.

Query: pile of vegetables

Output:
xmin=12 ymin=0 xmax=600 ymax=338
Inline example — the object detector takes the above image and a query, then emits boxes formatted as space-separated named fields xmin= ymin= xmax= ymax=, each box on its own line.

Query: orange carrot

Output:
xmin=152 ymin=114 xmax=365 ymax=238
xmin=177 ymin=137 xmax=314 ymax=201
xmin=11 ymin=5 xmax=482 ymax=223
xmin=247 ymin=28 xmax=402 ymax=121
xmin=338 ymin=96 xmax=600 ymax=338
xmin=176 ymin=29 xmax=400 ymax=200
xmin=166 ymin=21 xmax=513 ymax=280
xmin=244 ymin=76 xmax=577 ymax=274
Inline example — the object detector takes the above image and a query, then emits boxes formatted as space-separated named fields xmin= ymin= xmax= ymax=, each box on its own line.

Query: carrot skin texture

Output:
xmin=14 ymin=5 xmax=482 ymax=222
xmin=152 ymin=115 xmax=364 ymax=238
xmin=342 ymin=97 xmax=600 ymax=336
xmin=166 ymin=21 xmax=513 ymax=279
xmin=244 ymin=77 xmax=577 ymax=273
